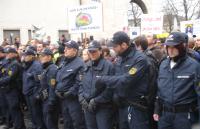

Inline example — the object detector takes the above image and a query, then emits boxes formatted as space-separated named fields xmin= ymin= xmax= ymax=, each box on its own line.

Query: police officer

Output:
xmin=79 ymin=40 xmax=114 ymax=129
xmin=0 ymin=47 xmax=7 ymax=125
xmin=38 ymin=48 xmax=59 ymax=129
xmin=55 ymin=40 xmax=86 ymax=129
xmin=95 ymin=31 xmax=150 ymax=129
xmin=22 ymin=48 xmax=46 ymax=129
xmin=153 ymin=32 xmax=200 ymax=129
xmin=0 ymin=47 xmax=26 ymax=129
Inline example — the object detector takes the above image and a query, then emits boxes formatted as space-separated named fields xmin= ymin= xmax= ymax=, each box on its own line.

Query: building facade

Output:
xmin=0 ymin=0 xmax=154 ymax=44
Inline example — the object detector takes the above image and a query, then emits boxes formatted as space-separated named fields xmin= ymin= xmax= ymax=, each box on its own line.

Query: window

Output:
xmin=28 ymin=30 xmax=32 ymax=40
xmin=3 ymin=30 xmax=20 ymax=44
xmin=58 ymin=30 xmax=70 ymax=41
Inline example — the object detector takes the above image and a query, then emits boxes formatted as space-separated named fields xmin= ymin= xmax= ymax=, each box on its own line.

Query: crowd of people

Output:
xmin=0 ymin=31 xmax=199 ymax=129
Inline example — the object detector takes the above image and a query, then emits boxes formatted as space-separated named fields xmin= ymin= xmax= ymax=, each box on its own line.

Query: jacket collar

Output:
xmin=118 ymin=46 xmax=136 ymax=63
xmin=163 ymin=55 xmax=188 ymax=69
xmin=88 ymin=57 xmax=105 ymax=71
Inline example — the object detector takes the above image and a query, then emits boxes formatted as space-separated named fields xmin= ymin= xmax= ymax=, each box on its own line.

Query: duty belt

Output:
xmin=163 ymin=103 xmax=197 ymax=113
xmin=128 ymin=99 xmax=148 ymax=112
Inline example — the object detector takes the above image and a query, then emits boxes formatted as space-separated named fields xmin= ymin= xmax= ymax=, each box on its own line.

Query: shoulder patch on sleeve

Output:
xmin=1 ymin=68 xmax=5 ymax=73
xmin=8 ymin=70 xmax=12 ymax=76
xmin=129 ymin=67 xmax=137 ymax=75
xmin=50 ymin=79 xmax=56 ymax=87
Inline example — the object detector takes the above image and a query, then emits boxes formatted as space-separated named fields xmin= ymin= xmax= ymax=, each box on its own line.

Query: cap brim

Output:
xmin=39 ymin=53 xmax=46 ymax=56
xmin=163 ymin=42 xmax=180 ymax=46
xmin=40 ymin=53 xmax=52 ymax=56
xmin=111 ymin=39 xmax=117 ymax=43
xmin=88 ymin=48 xmax=99 ymax=51
xmin=23 ymin=52 xmax=35 ymax=56
xmin=7 ymin=51 xmax=17 ymax=54
xmin=64 ymin=44 xmax=70 ymax=47
xmin=65 ymin=44 xmax=75 ymax=49
xmin=110 ymin=41 xmax=120 ymax=47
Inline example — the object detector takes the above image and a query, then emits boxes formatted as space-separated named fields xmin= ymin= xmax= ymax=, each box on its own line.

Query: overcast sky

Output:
xmin=152 ymin=0 xmax=163 ymax=13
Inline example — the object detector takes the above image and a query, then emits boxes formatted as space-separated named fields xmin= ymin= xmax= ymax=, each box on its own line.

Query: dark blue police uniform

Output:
xmin=155 ymin=32 xmax=200 ymax=129
xmin=96 ymin=31 xmax=150 ymax=129
xmin=0 ymin=57 xmax=8 ymax=125
xmin=79 ymin=40 xmax=114 ymax=129
xmin=55 ymin=40 xmax=86 ymax=129
xmin=38 ymin=48 xmax=59 ymax=129
xmin=22 ymin=49 xmax=46 ymax=129
xmin=0 ymin=48 xmax=25 ymax=129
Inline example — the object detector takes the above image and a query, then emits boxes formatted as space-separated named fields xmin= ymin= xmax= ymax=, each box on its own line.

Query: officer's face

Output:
xmin=113 ymin=43 xmax=128 ymax=56
xmin=39 ymin=55 xmax=51 ymax=64
xmin=88 ymin=50 xmax=101 ymax=61
xmin=24 ymin=55 xmax=34 ymax=62
xmin=64 ymin=47 xmax=77 ymax=58
xmin=166 ymin=46 xmax=179 ymax=58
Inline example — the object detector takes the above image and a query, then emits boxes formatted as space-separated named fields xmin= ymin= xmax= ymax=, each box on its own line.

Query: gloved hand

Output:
xmin=42 ymin=89 xmax=48 ymax=100
xmin=80 ymin=99 xmax=89 ymax=110
xmin=88 ymin=99 xmax=97 ymax=112
xmin=35 ymin=94 xmax=41 ymax=100
xmin=34 ymin=91 xmax=42 ymax=100
xmin=95 ymin=78 xmax=106 ymax=90
xmin=63 ymin=91 xmax=76 ymax=99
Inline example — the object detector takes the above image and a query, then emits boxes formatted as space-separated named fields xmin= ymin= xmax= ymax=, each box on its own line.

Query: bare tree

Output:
xmin=162 ymin=0 xmax=200 ymax=32
xmin=166 ymin=0 xmax=200 ymax=21
xmin=127 ymin=2 xmax=142 ymax=27
xmin=194 ymin=1 xmax=200 ymax=19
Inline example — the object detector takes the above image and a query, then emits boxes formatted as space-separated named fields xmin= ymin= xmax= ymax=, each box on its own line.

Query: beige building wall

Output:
xmin=0 ymin=0 xmax=80 ymax=44
xmin=0 ymin=0 xmax=154 ymax=43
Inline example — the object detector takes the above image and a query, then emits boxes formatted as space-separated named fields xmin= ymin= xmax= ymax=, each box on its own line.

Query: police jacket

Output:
xmin=39 ymin=61 xmax=57 ymax=104
xmin=0 ymin=58 xmax=7 ymax=77
xmin=0 ymin=58 xmax=21 ymax=90
xmin=157 ymin=55 xmax=200 ymax=106
xmin=79 ymin=57 xmax=114 ymax=104
xmin=23 ymin=60 xmax=43 ymax=95
xmin=56 ymin=56 xmax=84 ymax=95
xmin=97 ymin=46 xmax=149 ymax=103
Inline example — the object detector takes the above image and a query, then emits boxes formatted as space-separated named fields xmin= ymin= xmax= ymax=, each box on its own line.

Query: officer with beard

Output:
xmin=95 ymin=31 xmax=150 ymax=129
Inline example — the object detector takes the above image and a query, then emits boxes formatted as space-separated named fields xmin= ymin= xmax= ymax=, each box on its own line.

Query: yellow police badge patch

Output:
xmin=8 ymin=70 xmax=12 ymax=76
xmin=1 ymin=68 xmax=5 ymax=73
xmin=198 ymin=82 xmax=200 ymax=87
xmin=50 ymin=79 xmax=56 ymax=87
xmin=129 ymin=67 xmax=137 ymax=75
